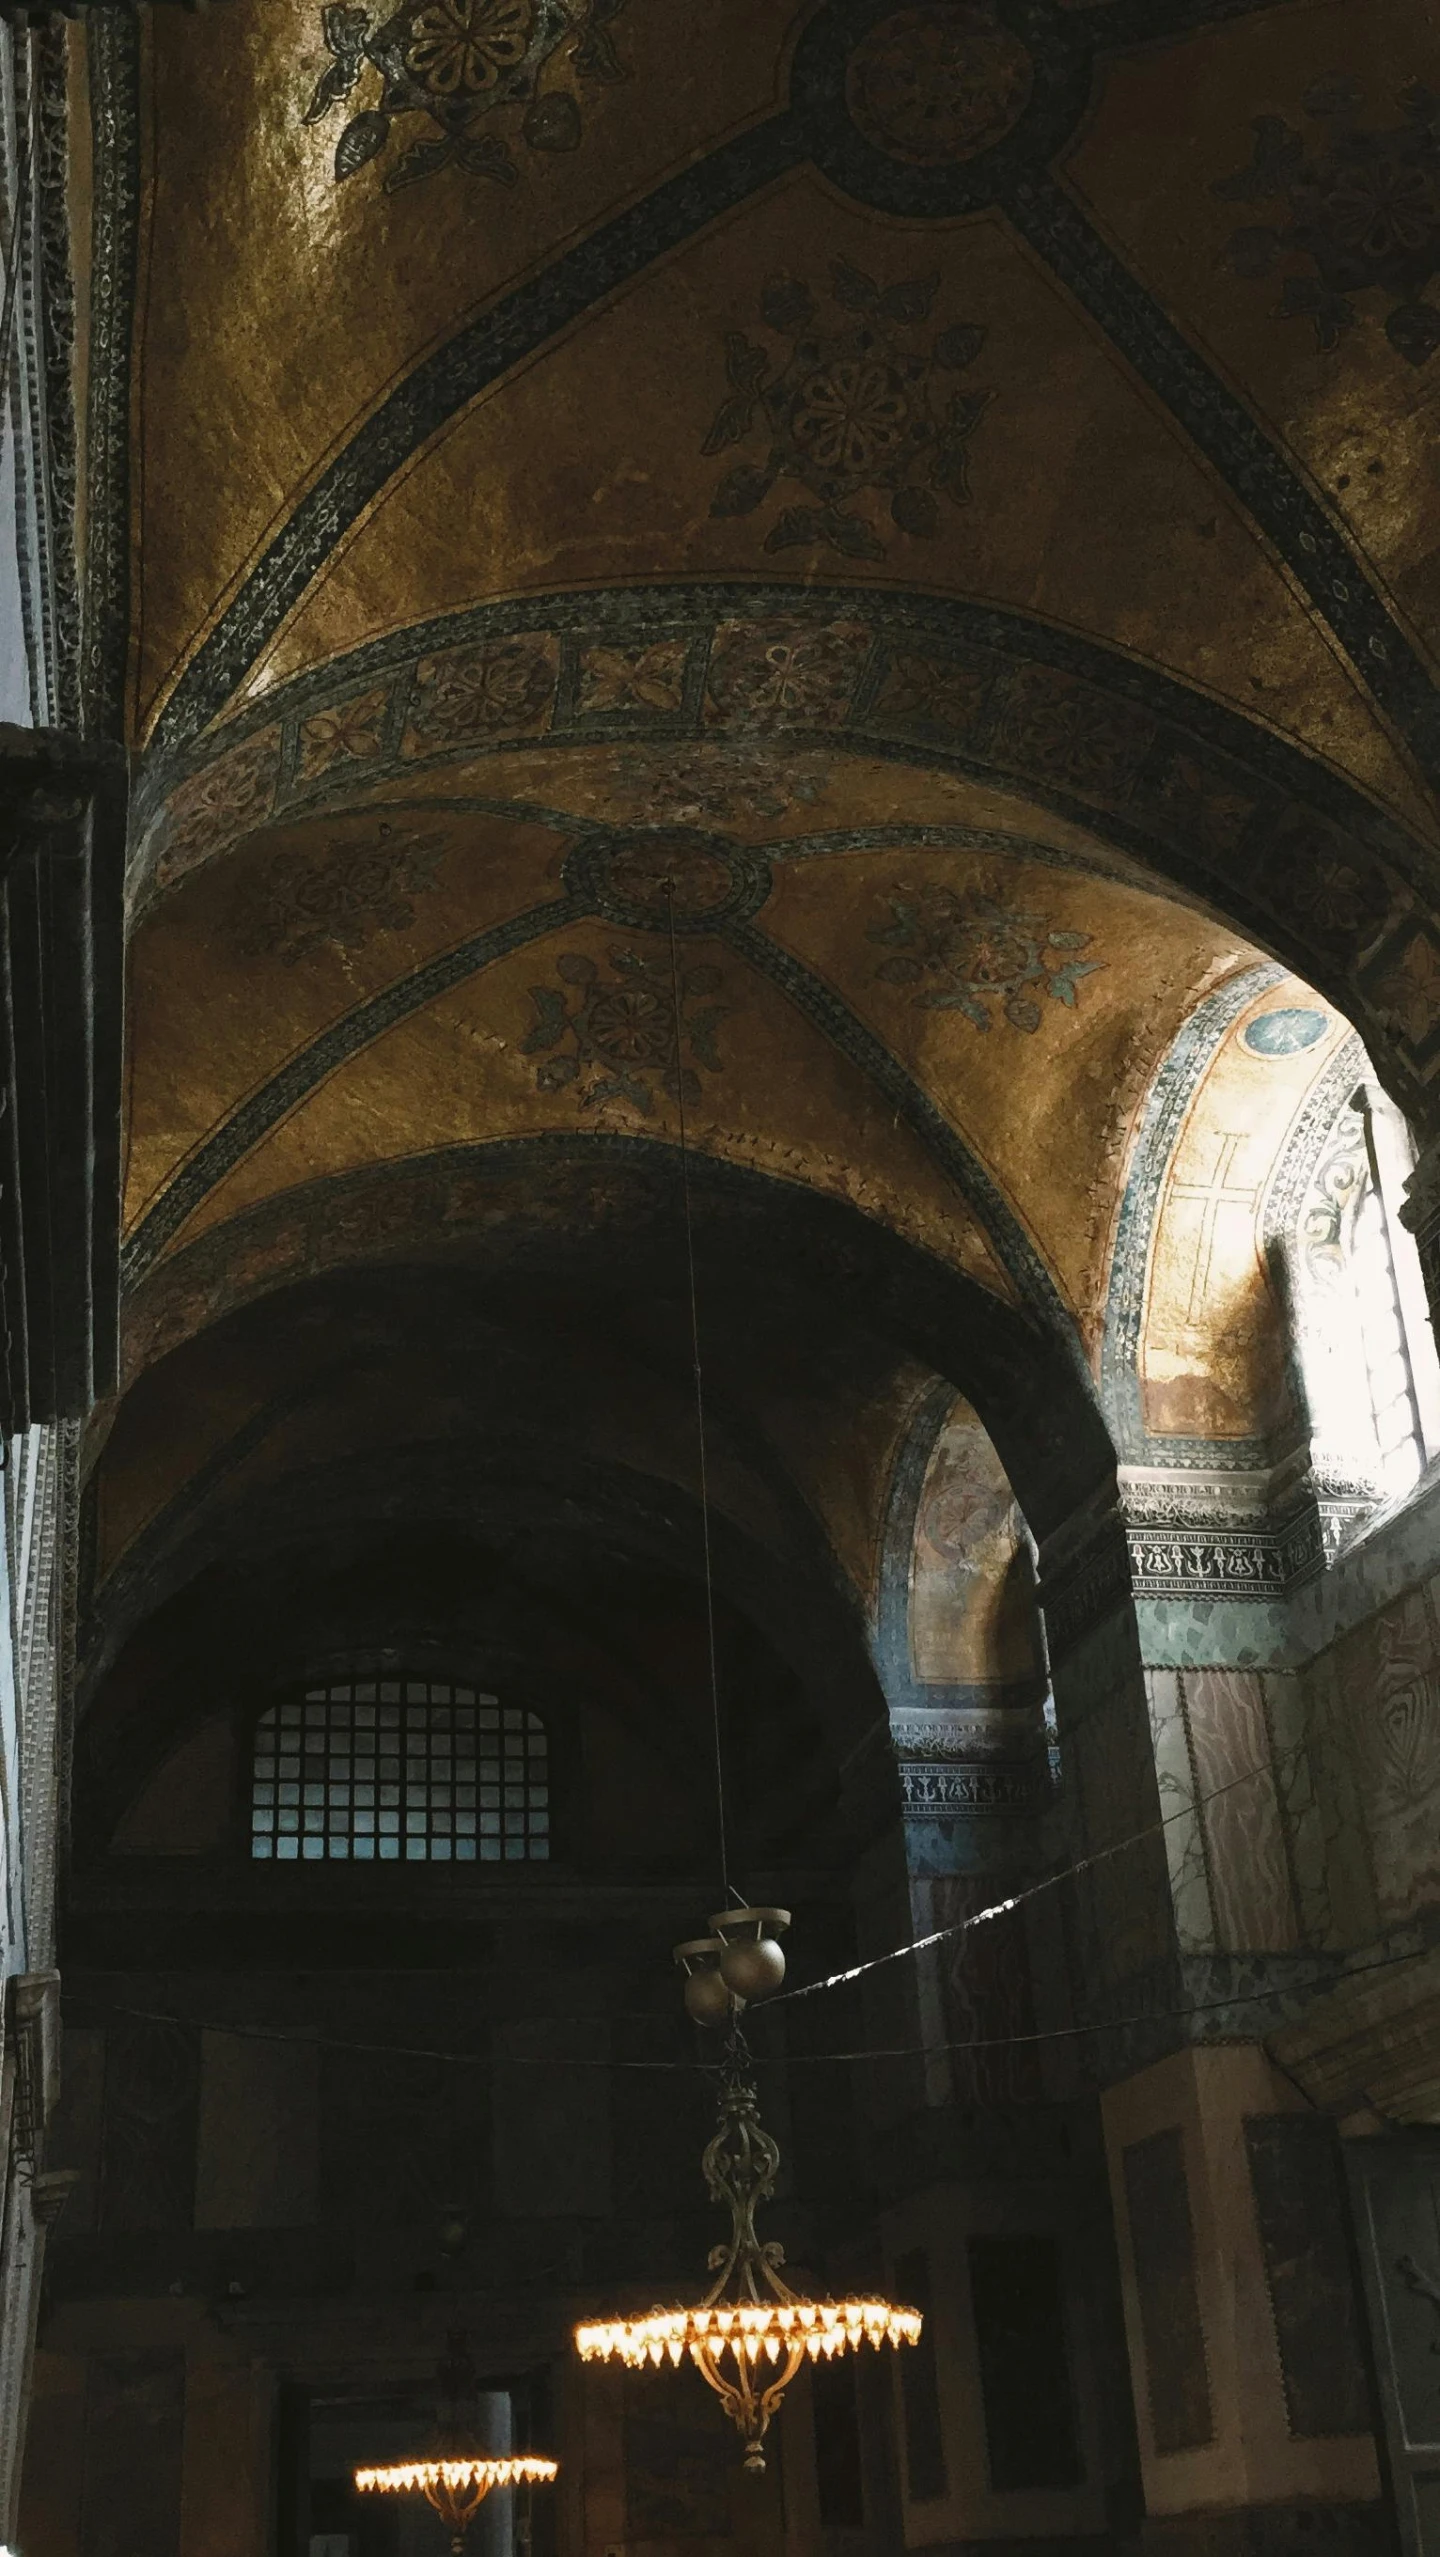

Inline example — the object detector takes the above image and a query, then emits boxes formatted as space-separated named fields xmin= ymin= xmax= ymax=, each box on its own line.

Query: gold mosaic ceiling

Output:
xmin=102 ymin=0 xmax=1440 ymax=1439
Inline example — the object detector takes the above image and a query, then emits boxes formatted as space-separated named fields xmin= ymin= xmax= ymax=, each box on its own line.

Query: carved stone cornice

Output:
xmin=889 ymin=1699 xmax=1049 ymax=1819
xmin=898 ymin=1759 xmax=1043 ymax=1817
xmin=1118 ymin=1460 xmax=1377 ymax=1603
xmin=888 ymin=1705 xmax=1041 ymax=1763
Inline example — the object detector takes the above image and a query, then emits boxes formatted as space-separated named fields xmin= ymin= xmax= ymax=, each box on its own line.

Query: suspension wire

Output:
xmin=770 ymin=1729 xmax=1324 ymax=2006
xmin=664 ymin=877 xmax=731 ymax=1908
xmin=81 ymin=1942 xmax=1421 ymax=2073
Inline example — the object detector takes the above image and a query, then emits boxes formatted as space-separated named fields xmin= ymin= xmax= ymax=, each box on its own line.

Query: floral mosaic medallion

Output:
xmin=563 ymin=823 xmax=770 ymax=930
xmin=402 ymin=637 xmax=557 ymax=752
xmin=705 ymin=620 xmax=871 ymax=723
xmin=846 ymin=4 xmax=1033 ymax=166
xmin=229 ymin=823 xmax=447 ymax=965
xmin=704 ymin=261 xmax=992 ymax=558
xmin=154 ymin=730 xmax=281 ymax=895
xmin=918 ymin=1432 xmax=1017 ymax=1567
xmin=523 ymin=947 xmax=725 ymax=1113
xmin=869 ymin=882 xmax=1101 ymax=1031
xmin=1214 ymin=78 xmax=1440 ymax=362
xmin=303 ymin=0 xmax=627 ymax=192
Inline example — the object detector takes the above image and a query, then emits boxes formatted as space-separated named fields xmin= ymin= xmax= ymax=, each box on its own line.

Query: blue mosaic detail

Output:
xmin=1243 ymin=1007 xmax=1329 ymax=1058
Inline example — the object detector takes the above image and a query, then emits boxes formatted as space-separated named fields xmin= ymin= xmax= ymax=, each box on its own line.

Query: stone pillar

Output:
xmin=1103 ymin=2043 xmax=1385 ymax=2550
xmin=1036 ymin=1488 xmax=1176 ymax=2017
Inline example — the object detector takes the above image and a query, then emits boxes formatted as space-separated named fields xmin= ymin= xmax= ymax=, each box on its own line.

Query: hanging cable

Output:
xmin=664 ymin=876 xmax=733 ymax=1908
xmin=82 ymin=1941 xmax=1424 ymax=2074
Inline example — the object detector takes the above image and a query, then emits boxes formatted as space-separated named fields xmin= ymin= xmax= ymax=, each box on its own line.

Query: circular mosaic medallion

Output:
xmin=564 ymin=825 xmax=771 ymax=931
xmin=1242 ymin=1006 xmax=1330 ymax=1058
xmin=846 ymin=4 xmax=1033 ymax=165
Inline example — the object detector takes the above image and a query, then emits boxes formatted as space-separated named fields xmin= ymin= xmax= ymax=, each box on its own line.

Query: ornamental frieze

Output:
xmin=899 ymin=1761 xmax=1039 ymax=1816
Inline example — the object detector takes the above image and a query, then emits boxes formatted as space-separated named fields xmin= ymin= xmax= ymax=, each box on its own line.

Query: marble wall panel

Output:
xmin=1120 ymin=2127 xmax=1214 ymax=2457
xmin=1185 ymin=1672 xmax=1299 ymax=1955
xmin=931 ymin=1874 xmax=1038 ymax=2106
xmin=1146 ymin=1670 xmax=1212 ymax=1955
xmin=1335 ymin=1581 xmax=1440 ymax=1927
xmin=1243 ymin=2115 xmax=1370 ymax=2441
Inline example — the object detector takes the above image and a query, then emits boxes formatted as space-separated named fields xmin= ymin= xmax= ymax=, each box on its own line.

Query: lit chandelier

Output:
xmin=575 ymin=1909 xmax=921 ymax=2473
xmin=355 ymin=2332 xmax=558 ymax=2554
xmin=573 ymin=886 xmax=921 ymax=2470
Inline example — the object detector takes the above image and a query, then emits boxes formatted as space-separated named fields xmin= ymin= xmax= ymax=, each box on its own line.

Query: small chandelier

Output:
xmin=355 ymin=2331 xmax=558 ymax=2554
xmin=575 ymin=1912 xmax=921 ymax=2472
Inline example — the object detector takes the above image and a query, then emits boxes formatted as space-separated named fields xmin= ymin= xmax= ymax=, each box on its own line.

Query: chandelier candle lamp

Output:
xmin=355 ymin=2333 xmax=558 ymax=2554
xmin=575 ymin=1911 xmax=922 ymax=2472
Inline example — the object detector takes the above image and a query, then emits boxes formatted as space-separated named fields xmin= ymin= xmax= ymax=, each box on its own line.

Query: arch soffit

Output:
xmin=111 ymin=1140 xmax=1118 ymax=1548
xmin=118 ymin=593 xmax=1440 ymax=1412
xmin=133 ymin=593 xmax=1437 ymax=1128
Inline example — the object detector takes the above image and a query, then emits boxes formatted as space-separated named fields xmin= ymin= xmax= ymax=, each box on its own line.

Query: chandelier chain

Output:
xmin=665 ymin=878 xmax=731 ymax=1906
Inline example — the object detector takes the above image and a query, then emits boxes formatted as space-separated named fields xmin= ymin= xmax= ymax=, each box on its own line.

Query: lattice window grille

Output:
xmin=249 ymin=1681 xmax=549 ymax=1863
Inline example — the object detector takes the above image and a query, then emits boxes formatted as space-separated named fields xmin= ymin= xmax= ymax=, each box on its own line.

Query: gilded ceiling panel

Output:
xmin=1064 ymin=0 xmax=1440 ymax=672
xmin=124 ymin=804 xmax=570 ymax=1231
xmin=132 ymin=0 xmax=790 ymax=732
xmin=94 ymin=1342 xmax=307 ymax=1580
xmin=1138 ymin=974 xmax=1351 ymax=1440
xmin=224 ymin=171 xmax=1430 ymax=834
xmin=909 ymin=1395 xmax=1039 ymax=1688
xmin=762 ymin=843 xmax=1251 ymax=1337
xmin=149 ymin=914 xmax=1018 ymax=1297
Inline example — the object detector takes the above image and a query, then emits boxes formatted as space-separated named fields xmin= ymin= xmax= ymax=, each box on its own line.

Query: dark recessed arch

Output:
xmin=115 ymin=1138 xmax=1119 ymax=1542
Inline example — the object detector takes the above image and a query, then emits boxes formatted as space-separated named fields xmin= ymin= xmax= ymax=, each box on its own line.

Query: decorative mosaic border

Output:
xmin=24 ymin=27 xmax=80 ymax=729
xmin=130 ymin=588 xmax=1440 ymax=1142
xmin=82 ymin=7 xmax=140 ymax=735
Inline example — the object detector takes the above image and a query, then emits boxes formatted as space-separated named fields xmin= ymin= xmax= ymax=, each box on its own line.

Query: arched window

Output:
xmin=249 ymin=1680 xmax=550 ymax=1863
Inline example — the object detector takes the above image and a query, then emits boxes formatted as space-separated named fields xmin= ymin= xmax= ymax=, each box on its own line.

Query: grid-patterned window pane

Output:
xmin=249 ymin=1684 xmax=550 ymax=1864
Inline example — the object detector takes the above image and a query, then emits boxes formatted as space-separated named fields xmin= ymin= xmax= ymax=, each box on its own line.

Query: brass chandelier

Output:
xmin=355 ymin=2331 xmax=558 ymax=2553
xmin=572 ymin=888 xmax=921 ymax=2469
xmin=575 ymin=1911 xmax=921 ymax=2472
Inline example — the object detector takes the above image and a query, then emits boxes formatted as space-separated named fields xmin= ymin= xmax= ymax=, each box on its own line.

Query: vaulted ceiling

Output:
xmin=75 ymin=0 xmax=1440 ymax=1769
